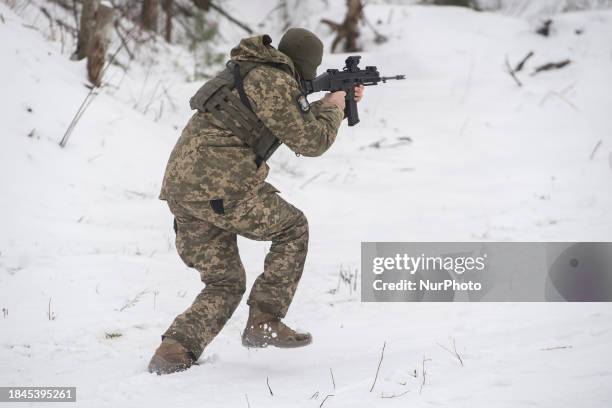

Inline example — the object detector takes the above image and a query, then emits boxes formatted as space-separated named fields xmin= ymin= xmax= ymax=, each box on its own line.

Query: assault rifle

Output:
xmin=301 ymin=56 xmax=405 ymax=126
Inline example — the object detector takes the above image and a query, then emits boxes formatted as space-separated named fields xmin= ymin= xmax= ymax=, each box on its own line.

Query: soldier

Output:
xmin=148 ymin=28 xmax=365 ymax=375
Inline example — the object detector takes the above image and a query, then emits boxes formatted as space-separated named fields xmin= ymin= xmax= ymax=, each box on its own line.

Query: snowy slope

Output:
xmin=1 ymin=1 xmax=612 ymax=407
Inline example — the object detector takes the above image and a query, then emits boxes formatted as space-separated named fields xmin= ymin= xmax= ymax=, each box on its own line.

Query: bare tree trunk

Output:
xmin=162 ymin=0 xmax=173 ymax=42
xmin=87 ymin=4 xmax=114 ymax=87
xmin=74 ymin=0 xmax=99 ymax=60
xmin=141 ymin=0 xmax=159 ymax=32
xmin=321 ymin=0 xmax=363 ymax=53
xmin=344 ymin=0 xmax=362 ymax=51
xmin=193 ymin=0 xmax=210 ymax=11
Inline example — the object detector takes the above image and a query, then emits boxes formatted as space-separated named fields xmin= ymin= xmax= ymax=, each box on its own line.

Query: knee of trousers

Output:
xmin=283 ymin=210 xmax=309 ymax=251
xmin=205 ymin=275 xmax=247 ymax=298
xmin=198 ymin=265 xmax=247 ymax=297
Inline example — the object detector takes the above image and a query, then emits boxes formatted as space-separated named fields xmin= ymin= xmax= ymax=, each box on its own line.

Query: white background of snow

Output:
xmin=1 ymin=0 xmax=612 ymax=407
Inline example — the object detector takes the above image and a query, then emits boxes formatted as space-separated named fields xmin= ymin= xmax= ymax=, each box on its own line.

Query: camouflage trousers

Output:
xmin=163 ymin=184 xmax=309 ymax=359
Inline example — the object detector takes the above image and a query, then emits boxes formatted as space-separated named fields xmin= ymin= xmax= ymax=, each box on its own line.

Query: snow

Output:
xmin=1 ymin=1 xmax=612 ymax=407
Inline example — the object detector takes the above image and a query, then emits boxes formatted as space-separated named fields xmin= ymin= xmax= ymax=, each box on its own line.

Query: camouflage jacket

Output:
xmin=159 ymin=35 xmax=344 ymax=201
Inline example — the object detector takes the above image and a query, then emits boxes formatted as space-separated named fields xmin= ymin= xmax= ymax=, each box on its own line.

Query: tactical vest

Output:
xmin=189 ymin=61 xmax=283 ymax=167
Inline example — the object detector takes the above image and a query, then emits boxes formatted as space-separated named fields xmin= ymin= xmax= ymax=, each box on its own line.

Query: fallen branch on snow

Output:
xmin=505 ymin=56 xmax=522 ymax=87
xmin=47 ymin=297 xmax=56 ymax=321
xmin=531 ymin=60 xmax=572 ymax=76
xmin=419 ymin=356 xmax=431 ymax=394
xmin=381 ymin=390 xmax=410 ymax=399
xmin=319 ymin=394 xmax=334 ymax=408
xmin=118 ymin=289 xmax=150 ymax=312
xmin=541 ymin=345 xmax=573 ymax=351
xmin=589 ymin=140 xmax=602 ymax=160
xmin=505 ymin=51 xmax=535 ymax=87
xmin=437 ymin=338 xmax=464 ymax=367
xmin=514 ymin=51 xmax=534 ymax=73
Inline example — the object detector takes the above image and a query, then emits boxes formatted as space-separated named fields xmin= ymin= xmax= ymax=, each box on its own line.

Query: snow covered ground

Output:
xmin=1 ymin=1 xmax=612 ymax=407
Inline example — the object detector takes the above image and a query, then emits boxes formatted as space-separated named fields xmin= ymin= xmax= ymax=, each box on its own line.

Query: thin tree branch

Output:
xmin=505 ymin=55 xmax=522 ymax=87
xmin=419 ymin=356 xmax=431 ymax=394
xmin=209 ymin=2 xmax=252 ymax=34
xmin=437 ymin=338 xmax=464 ymax=367
xmin=60 ymin=25 xmax=136 ymax=147
xmin=514 ymin=50 xmax=534 ymax=72
xmin=369 ymin=341 xmax=386 ymax=392
xmin=590 ymin=140 xmax=602 ymax=160
xmin=320 ymin=394 xmax=334 ymax=408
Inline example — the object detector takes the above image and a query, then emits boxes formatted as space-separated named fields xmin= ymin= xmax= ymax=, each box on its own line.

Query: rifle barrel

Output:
xmin=381 ymin=75 xmax=406 ymax=83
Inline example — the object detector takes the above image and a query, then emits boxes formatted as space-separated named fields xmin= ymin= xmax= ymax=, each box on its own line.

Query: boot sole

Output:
xmin=148 ymin=355 xmax=194 ymax=375
xmin=242 ymin=333 xmax=312 ymax=349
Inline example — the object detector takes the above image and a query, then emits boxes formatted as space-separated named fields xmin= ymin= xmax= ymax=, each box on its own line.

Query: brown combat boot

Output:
xmin=242 ymin=307 xmax=312 ymax=348
xmin=148 ymin=338 xmax=196 ymax=375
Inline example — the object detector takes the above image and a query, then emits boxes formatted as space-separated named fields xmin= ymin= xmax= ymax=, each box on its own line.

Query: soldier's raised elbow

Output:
xmin=295 ymin=135 xmax=332 ymax=157
xmin=299 ymin=145 xmax=329 ymax=157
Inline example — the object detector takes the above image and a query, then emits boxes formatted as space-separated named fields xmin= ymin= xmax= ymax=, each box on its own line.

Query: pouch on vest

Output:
xmin=189 ymin=61 xmax=281 ymax=167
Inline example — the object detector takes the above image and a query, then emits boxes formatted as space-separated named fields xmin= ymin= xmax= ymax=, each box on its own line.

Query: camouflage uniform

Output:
xmin=159 ymin=35 xmax=343 ymax=359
